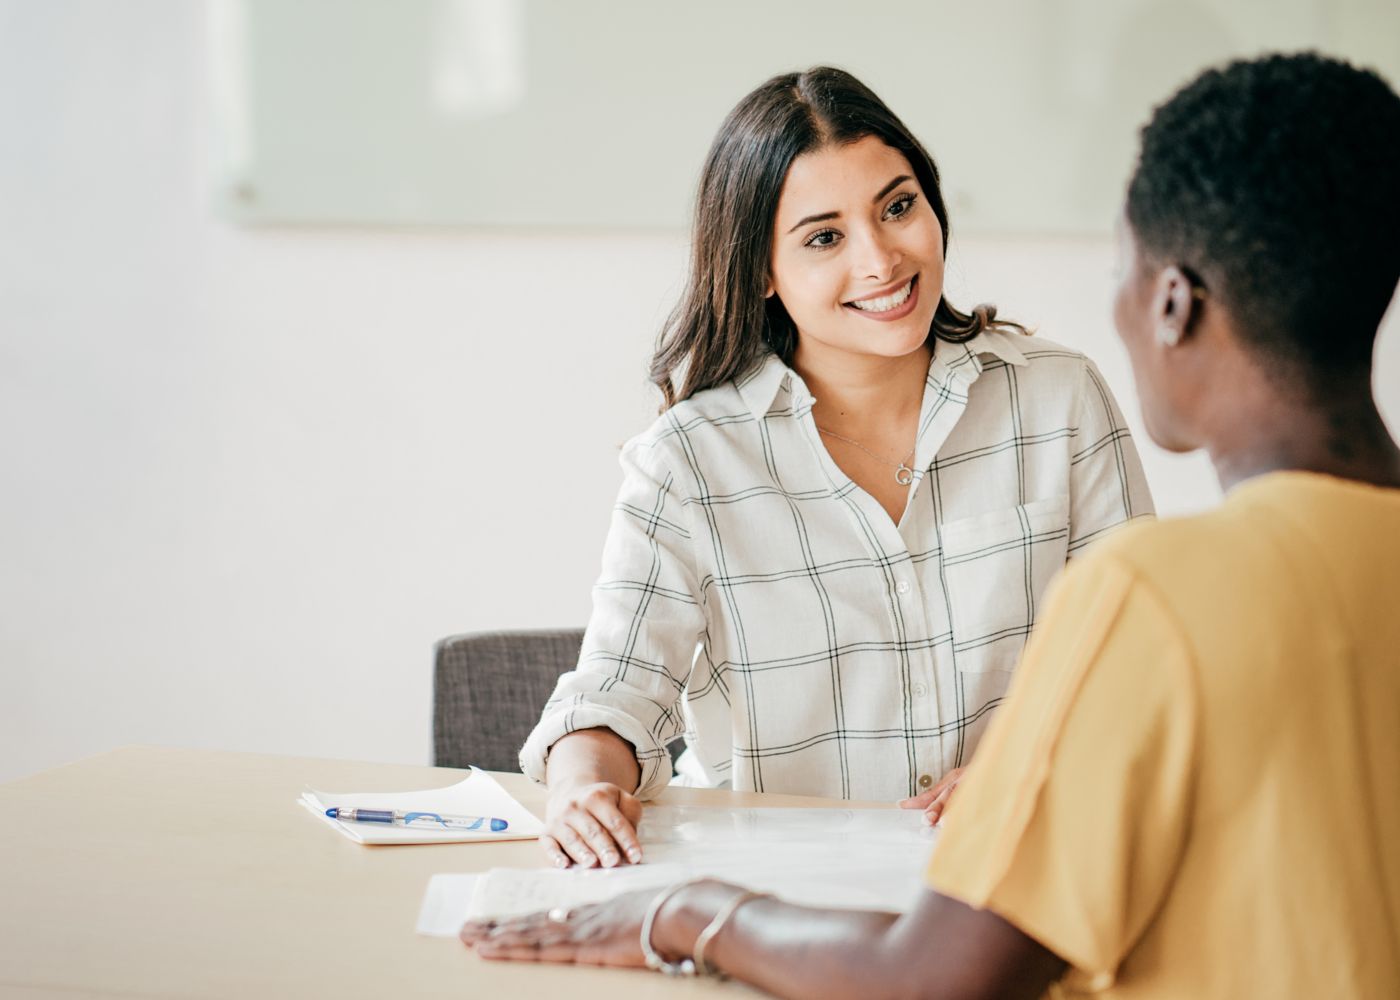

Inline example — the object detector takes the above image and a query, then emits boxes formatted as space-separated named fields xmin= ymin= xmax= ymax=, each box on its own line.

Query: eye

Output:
xmin=884 ymin=192 xmax=919 ymax=220
xmin=804 ymin=228 xmax=842 ymax=250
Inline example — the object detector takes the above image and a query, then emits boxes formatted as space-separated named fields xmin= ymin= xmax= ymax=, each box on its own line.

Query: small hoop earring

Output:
xmin=1156 ymin=325 xmax=1182 ymax=348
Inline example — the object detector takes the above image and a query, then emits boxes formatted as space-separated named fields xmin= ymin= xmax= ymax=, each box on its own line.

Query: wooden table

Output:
xmin=0 ymin=746 xmax=884 ymax=998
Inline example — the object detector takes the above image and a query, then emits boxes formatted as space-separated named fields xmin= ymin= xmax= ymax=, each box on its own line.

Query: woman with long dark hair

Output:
xmin=520 ymin=67 xmax=1152 ymax=869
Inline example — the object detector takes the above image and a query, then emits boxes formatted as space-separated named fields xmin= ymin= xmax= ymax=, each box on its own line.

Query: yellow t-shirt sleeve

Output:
xmin=926 ymin=553 xmax=1198 ymax=988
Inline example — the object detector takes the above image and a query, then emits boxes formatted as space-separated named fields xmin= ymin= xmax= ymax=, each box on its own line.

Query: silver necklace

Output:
xmin=816 ymin=426 xmax=918 ymax=485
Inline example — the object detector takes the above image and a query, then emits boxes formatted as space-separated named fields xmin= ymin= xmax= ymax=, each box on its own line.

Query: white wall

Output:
xmin=2 ymin=1 xmax=1396 ymax=783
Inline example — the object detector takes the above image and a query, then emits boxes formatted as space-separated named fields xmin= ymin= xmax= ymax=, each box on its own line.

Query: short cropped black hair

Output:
xmin=1126 ymin=52 xmax=1400 ymax=381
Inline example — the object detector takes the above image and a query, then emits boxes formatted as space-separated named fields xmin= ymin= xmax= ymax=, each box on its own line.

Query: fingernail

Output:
xmin=627 ymin=848 xmax=641 ymax=863
xmin=554 ymin=856 xmax=569 ymax=868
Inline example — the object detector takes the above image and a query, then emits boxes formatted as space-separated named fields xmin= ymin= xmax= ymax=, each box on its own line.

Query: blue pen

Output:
xmin=326 ymin=807 xmax=508 ymax=832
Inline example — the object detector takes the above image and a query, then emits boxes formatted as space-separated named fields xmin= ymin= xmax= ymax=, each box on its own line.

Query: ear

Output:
xmin=1151 ymin=266 xmax=1202 ymax=348
xmin=763 ymin=279 xmax=775 ymax=299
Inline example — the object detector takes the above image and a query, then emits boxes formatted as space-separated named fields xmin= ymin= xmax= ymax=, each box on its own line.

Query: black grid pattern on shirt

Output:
xmin=528 ymin=339 xmax=1154 ymax=799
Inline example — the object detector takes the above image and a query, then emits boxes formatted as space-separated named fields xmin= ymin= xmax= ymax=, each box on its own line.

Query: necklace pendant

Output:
xmin=895 ymin=464 xmax=915 ymax=486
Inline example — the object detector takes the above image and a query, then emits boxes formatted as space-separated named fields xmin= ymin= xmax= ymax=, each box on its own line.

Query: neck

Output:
xmin=795 ymin=341 xmax=932 ymax=435
xmin=1207 ymin=377 xmax=1400 ymax=492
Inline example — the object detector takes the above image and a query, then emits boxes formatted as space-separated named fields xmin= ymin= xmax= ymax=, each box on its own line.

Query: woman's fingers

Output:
xmin=551 ymin=821 xmax=601 ymax=867
xmin=476 ymin=914 xmax=576 ymax=960
xmin=898 ymin=766 xmax=964 ymax=810
xmin=923 ymin=771 xmax=964 ymax=825
xmin=897 ymin=787 xmax=939 ymax=809
xmin=485 ymin=920 xmax=572 ymax=950
xmin=923 ymin=792 xmax=949 ymax=825
xmin=459 ymin=918 xmax=496 ymax=945
xmin=541 ymin=782 xmax=644 ymax=867
xmin=567 ymin=787 xmax=643 ymax=866
xmin=538 ymin=834 xmax=571 ymax=869
xmin=465 ymin=893 xmax=655 ymax=968
xmin=932 ymin=767 xmax=964 ymax=795
xmin=476 ymin=939 xmax=574 ymax=963
xmin=569 ymin=809 xmax=625 ymax=867
xmin=590 ymin=789 xmax=643 ymax=863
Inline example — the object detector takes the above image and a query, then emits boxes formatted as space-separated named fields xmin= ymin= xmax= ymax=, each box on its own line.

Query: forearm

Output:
xmin=544 ymin=727 xmax=642 ymax=795
xmin=657 ymin=882 xmax=911 ymax=1000
xmin=654 ymin=882 xmax=1062 ymax=1000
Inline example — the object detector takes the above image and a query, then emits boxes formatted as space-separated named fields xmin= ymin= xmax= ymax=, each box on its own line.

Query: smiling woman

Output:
xmin=651 ymin=69 xmax=1015 ymax=407
xmin=772 ymin=141 xmax=942 ymax=365
xmin=518 ymin=67 xmax=1154 ymax=871
xmin=766 ymin=136 xmax=960 ymax=523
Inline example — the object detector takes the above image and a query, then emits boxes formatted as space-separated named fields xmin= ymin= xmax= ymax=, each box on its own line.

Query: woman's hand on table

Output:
xmin=897 ymin=767 xmax=965 ymax=826
xmin=541 ymin=780 xmax=643 ymax=868
xmin=461 ymin=888 xmax=656 ymax=966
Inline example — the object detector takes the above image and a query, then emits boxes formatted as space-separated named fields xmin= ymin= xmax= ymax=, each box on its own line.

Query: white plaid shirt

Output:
xmin=522 ymin=330 xmax=1153 ymax=801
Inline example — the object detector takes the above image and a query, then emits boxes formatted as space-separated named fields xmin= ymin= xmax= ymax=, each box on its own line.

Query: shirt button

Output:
xmin=918 ymin=774 xmax=934 ymax=789
xmin=912 ymin=682 xmax=928 ymax=698
xmin=895 ymin=580 xmax=911 ymax=595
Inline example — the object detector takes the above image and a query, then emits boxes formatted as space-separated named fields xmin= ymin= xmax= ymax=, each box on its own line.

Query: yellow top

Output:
xmin=927 ymin=471 xmax=1400 ymax=998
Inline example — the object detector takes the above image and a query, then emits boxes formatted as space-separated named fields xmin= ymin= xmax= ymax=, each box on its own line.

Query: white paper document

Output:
xmin=417 ymin=805 xmax=938 ymax=936
xmin=417 ymin=874 xmax=482 ymax=935
xmin=299 ymin=768 xmax=544 ymax=845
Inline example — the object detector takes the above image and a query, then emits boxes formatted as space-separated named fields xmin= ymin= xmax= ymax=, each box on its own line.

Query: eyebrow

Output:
xmin=785 ymin=174 xmax=915 ymax=234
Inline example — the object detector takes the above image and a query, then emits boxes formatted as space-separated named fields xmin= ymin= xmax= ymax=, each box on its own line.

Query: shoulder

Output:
xmin=621 ymin=378 xmax=763 ymax=474
xmin=964 ymin=330 xmax=1128 ymax=436
xmin=1067 ymin=503 xmax=1263 ymax=620
xmin=989 ymin=330 xmax=1098 ymax=380
xmin=1094 ymin=503 xmax=1240 ymax=565
xmin=969 ymin=329 xmax=1105 ymax=398
xmin=1015 ymin=332 xmax=1078 ymax=358
xmin=1089 ymin=472 xmax=1392 ymax=583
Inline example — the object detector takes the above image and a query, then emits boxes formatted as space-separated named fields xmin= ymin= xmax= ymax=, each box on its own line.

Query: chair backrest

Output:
xmin=432 ymin=628 xmax=585 ymax=772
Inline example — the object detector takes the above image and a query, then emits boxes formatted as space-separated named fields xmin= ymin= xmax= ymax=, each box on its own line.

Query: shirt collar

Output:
xmin=736 ymin=352 xmax=797 ymax=420
xmin=735 ymin=330 xmax=1030 ymax=421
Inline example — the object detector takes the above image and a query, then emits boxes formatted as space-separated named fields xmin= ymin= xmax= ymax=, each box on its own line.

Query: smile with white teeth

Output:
xmin=848 ymin=277 xmax=915 ymax=313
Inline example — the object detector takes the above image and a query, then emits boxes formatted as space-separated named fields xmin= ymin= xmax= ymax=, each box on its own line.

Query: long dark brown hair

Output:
xmin=651 ymin=66 xmax=1025 ymax=409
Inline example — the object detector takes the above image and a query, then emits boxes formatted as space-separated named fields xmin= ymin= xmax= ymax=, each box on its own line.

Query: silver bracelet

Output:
xmin=639 ymin=880 xmax=702 ymax=976
xmin=692 ymin=889 xmax=770 ymax=978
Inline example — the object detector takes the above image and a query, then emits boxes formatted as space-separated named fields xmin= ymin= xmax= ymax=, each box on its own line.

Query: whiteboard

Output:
xmin=208 ymin=0 xmax=1400 ymax=234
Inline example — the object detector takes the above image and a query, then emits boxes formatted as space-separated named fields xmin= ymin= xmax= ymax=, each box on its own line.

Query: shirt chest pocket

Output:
xmin=938 ymin=494 xmax=1071 ymax=656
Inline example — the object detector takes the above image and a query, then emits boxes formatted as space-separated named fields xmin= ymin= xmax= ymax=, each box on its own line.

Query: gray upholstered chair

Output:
xmin=432 ymin=628 xmax=686 ymax=774
xmin=433 ymin=628 xmax=586 ymax=772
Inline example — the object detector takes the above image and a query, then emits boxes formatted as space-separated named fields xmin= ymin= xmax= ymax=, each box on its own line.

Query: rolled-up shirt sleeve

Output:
xmin=520 ymin=436 xmax=706 ymax=799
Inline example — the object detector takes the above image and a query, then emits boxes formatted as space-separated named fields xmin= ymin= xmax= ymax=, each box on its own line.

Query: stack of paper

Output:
xmin=418 ymin=805 xmax=938 ymax=936
xmin=299 ymin=768 xmax=544 ymax=845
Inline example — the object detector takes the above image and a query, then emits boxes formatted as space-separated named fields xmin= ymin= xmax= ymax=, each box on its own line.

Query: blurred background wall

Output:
xmin=2 ymin=0 xmax=1395 ymax=782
